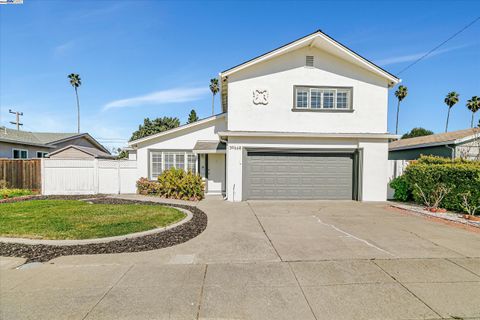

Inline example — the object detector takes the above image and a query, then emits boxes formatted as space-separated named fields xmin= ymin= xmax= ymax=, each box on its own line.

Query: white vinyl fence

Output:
xmin=42 ymin=159 xmax=138 ymax=195
xmin=387 ymin=160 xmax=409 ymax=199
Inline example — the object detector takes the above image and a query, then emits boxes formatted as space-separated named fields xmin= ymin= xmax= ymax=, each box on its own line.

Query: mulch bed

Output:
xmin=0 ymin=196 xmax=207 ymax=263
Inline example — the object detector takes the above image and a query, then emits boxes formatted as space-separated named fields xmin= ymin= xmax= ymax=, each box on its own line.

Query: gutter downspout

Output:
xmin=445 ymin=144 xmax=456 ymax=161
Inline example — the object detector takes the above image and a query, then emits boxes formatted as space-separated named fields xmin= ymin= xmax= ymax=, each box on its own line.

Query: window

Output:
xmin=187 ymin=154 xmax=196 ymax=172
xmin=294 ymin=86 xmax=352 ymax=110
xmin=164 ymin=153 xmax=175 ymax=171
xmin=36 ymin=151 xmax=48 ymax=158
xmin=151 ymin=152 xmax=163 ymax=179
xmin=12 ymin=149 xmax=28 ymax=159
xmin=296 ymin=88 xmax=309 ymax=108
xmin=150 ymin=151 xmax=197 ymax=180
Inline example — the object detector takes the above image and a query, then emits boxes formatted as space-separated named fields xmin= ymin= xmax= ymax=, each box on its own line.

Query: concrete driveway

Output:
xmin=1 ymin=197 xmax=480 ymax=319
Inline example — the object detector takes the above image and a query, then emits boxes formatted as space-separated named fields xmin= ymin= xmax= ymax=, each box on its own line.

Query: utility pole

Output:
xmin=9 ymin=109 xmax=23 ymax=130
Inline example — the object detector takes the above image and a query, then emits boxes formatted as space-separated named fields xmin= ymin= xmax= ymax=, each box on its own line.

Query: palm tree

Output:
xmin=394 ymin=85 xmax=408 ymax=134
xmin=444 ymin=91 xmax=459 ymax=132
xmin=68 ymin=73 xmax=82 ymax=133
xmin=209 ymin=78 xmax=219 ymax=116
xmin=466 ymin=96 xmax=480 ymax=128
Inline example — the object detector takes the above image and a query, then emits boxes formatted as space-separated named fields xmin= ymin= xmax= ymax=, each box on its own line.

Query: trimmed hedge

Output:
xmin=390 ymin=156 xmax=480 ymax=213
xmin=137 ymin=168 xmax=204 ymax=201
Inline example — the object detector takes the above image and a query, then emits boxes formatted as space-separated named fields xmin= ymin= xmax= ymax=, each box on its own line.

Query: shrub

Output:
xmin=389 ymin=175 xmax=411 ymax=202
xmin=400 ymin=156 xmax=480 ymax=212
xmin=0 ymin=188 xmax=34 ymax=199
xmin=136 ymin=168 xmax=204 ymax=201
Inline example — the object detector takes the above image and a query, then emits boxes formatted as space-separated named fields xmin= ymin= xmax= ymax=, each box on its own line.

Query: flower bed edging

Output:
xmin=389 ymin=201 xmax=480 ymax=229
xmin=0 ymin=197 xmax=207 ymax=262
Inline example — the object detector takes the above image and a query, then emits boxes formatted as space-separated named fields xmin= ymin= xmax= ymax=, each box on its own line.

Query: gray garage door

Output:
xmin=246 ymin=152 xmax=354 ymax=200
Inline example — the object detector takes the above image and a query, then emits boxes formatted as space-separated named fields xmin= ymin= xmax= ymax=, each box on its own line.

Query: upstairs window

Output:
xmin=294 ymin=86 xmax=352 ymax=111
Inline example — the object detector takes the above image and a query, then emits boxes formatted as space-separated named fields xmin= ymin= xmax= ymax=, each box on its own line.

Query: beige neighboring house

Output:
xmin=0 ymin=126 xmax=112 ymax=159
xmin=389 ymin=128 xmax=480 ymax=160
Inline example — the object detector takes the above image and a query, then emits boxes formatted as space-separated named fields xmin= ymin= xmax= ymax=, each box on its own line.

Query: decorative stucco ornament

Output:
xmin=253 ymin=89 xmax=269 ymax=105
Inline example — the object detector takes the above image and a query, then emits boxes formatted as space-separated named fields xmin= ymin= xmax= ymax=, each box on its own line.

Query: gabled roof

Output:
xmin=389 ymin=128 xmax=480 ymax=151
xmin=48 ymin=145 xmax=115 ymax=159
xmin=0 ymin=127 xmax=110 ymax=153
xmin=220 ymin=30 xmax=400 ymax=85
xmin=128 ymin=113 xmax=226 ymax=146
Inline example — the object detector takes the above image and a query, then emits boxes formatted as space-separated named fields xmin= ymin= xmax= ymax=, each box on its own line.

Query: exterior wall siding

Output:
xmin=227 ymin=46 xmax=389 ymax=134
xmin=0 ymin=141 xmax=51 ymax=159
xmin=389 ymin=146 xmax=453 ymax=160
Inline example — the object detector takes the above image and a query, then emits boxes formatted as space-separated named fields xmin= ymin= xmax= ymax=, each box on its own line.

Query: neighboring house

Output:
xmin=128 ymin=30 xmax=400 ymax=201
xmin=48 ymin=145 xmax=115 ymax=159
xmin=0 ymin=127 xmax=111 ymax=159
xmin=389 ymin=128 xmax=480 ymax=160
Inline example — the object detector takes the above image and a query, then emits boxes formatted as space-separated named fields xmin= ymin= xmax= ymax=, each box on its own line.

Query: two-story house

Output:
xmin=128 ymin=30 xmax=400 ymax=201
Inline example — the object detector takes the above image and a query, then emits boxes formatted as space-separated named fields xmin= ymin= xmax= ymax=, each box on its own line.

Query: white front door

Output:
xmin=207 ymin=154 xmax=225 ymax=194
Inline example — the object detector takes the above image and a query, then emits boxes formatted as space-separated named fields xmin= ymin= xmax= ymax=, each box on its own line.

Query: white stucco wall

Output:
xmin=132 ymin=116 xmax=227 ymax=179
xmin=226 ymin=46 xmax=389 ymax=134
xmin=226 ymin=136 xmax=389 ymax=202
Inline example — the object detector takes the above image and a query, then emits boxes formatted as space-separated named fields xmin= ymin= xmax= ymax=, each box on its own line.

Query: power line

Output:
xmin=397 ymin=16 xmax=480 ymax=75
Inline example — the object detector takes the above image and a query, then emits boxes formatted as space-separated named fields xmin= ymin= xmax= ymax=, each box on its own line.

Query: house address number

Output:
xmin=229 ymin=146 xmax=242 ymax=150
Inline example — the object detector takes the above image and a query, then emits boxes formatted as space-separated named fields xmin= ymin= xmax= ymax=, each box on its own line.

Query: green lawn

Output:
xmin=0 ymin=200 xmax=186 ymax=240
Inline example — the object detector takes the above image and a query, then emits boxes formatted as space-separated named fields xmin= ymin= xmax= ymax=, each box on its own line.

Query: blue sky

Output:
xmin=1 ymin=1 xmax=479 ymax=152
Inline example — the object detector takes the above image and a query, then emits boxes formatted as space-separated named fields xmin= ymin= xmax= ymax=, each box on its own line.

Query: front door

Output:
xmin=207 ymin=154 xmax=225 ymax=195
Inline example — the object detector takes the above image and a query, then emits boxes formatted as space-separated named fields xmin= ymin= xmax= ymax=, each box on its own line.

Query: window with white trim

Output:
xmin=12 ymin=149 xmax=28 ymax=159
xmin=36 ymin=151 xmax=48 ymax=158
xmin=294 ymin=86 xmax=352 ymax=110
xmin=150 ymin=151 xmax=197 ymax=180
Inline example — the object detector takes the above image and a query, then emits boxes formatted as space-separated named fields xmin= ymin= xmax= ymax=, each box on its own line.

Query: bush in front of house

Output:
xmin=390 ymin=156 xmax=480 ymax=213
xmin=0 ymin=188 xmax=35 ymax=199
xmin=389 ymin=175 xmax=411 ymax=202
xmin=136 ymin=168 xmax=204 ymax=201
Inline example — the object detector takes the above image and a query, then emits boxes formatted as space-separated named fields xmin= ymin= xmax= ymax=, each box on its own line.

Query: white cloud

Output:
xmin=53 ymin=40 xmax=75 ymax=57
xmin=103 ymin=87 xmax=209 ymax=110
xmin=376 ymin=44 xmax=473 ymax=66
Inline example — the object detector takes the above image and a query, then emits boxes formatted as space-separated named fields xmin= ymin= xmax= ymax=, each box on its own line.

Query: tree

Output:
xmin=117 ymin=148 xmax=128 ymax=159
xmin=187 ymin=109 xmax=199 ymax=124
xmin=466 ymin=96 xmax=480 ymax=128
xmin=68 ymin=73 xmax=82 ymax=133
xmin=401 ymin=127 xmax=434 ymax=139
xmin=209 ymin=78 xmax=219 ymax=116
xmin=394 ymin=85 xmax=408 ymax=134
xmin=444 ymin=91 xmax=459 ymax=132
xmin=130 ymin=117 xmax=180 ymax=141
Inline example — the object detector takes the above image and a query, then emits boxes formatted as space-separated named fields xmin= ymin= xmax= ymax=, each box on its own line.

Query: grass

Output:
xmin=1 ymin=188 xmax=35 ymax=199
xmin=0 ymin=200 xmax=186 ymax=240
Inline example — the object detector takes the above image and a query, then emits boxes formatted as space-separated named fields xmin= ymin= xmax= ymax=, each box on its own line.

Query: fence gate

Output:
xmin=0 ymin=159 xmax=41 ymax=190
xmin=42 ymin=159 xmax=138 ymax=195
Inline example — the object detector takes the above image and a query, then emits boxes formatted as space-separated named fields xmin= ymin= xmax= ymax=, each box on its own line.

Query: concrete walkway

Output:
xmin=1 ymin=197 xmax=479 ymax=319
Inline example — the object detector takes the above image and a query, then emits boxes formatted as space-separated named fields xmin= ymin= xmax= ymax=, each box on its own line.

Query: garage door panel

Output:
xmin=246 ymin=152 xmax=354 ymax=200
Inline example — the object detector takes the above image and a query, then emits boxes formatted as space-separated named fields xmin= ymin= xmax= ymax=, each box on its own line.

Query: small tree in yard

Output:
xmin=187 ymin=109 xmax=199 ymax=124
xmin=414 ymin=183 xmax=451 ymax=211
xmin=444 ymin=91 xmax=459 ymax=132
xmin=461 ymin=192 xmax=480 ymax=216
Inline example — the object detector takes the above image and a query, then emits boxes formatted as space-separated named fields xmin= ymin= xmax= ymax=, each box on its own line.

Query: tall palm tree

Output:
xmin=209 ymin=78 xmax=219 ymax=116
xmin=68 ymin=73 xmax=82 ymax=133
xmin=466 ymin=96 xmax=480 ymax=128
xmin=444 ymin=91 xmax=459 ymax=132
xmin=394 ymin=85 xmax=408 ymax=134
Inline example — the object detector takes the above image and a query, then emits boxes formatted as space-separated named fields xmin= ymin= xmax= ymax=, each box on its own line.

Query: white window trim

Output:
xmin=36 ymin=151 xmax=48 ymax=158
xmin=12 ymin=148 xmax=28 ymax=159
xmin=149 ymin=150 xmax=198 ymax=180
xmin=293 ymin=86 xmax=353 ymax=111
